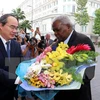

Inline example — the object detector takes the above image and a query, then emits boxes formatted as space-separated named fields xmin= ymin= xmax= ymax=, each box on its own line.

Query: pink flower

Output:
xmin=38 ymin=73 xmax=55 ymax=88
xmin=36 ymin=46 xmax=52 ymax=62
xmin=43 ymin=46 xmax=52 ymax=55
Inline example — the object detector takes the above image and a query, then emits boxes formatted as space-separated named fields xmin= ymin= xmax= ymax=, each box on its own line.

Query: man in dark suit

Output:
xmin=52 ymin=15 xmax=95 ymax=100
xmin=0 ymin=14 xmax=22 ymax=100
xmin=45 ymin=33 xmax=53 ymax=47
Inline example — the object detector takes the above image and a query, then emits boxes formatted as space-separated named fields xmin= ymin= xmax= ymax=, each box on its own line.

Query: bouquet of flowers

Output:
xmin=18 ymin=42 xmax=99 ymax=90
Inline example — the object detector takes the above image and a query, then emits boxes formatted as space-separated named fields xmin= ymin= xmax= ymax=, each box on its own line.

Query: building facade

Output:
xmin=18 ymin=0 xmax=100 ymax=36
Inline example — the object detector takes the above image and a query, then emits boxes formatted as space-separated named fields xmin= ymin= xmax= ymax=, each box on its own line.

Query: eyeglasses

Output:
xmin=6 ymin=24 xmax=18 ymax=30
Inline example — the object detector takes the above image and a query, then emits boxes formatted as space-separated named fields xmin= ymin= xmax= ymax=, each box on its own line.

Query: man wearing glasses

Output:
xmin=0 ymin=14 xmax=22 ymax=100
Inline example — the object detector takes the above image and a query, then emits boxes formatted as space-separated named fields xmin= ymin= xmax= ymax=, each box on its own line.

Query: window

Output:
xmin=72 ymin=5 xmax=75 ymax=13
xmin=66 ymin=5 xmax=71 ymax=12
xmin=43 ymin=24 xmax=46 ymax=31
xmin=81 ymin=26 xmax=87 ymax=32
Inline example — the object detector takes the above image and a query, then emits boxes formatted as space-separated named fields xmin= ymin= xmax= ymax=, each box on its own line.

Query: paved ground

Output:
xmin=91 ymin=45 xmax=100 ymax=100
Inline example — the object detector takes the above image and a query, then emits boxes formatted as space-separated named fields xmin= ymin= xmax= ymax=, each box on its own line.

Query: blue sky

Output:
xmin=0 ymin=0 xmax=24 ymax=14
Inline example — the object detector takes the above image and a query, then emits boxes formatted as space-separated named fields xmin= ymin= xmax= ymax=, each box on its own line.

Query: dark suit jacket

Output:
xmin=0 ymin=38 xmax=22 ymax=100
xmin=54 ymin=30 xmax=95 ymax=100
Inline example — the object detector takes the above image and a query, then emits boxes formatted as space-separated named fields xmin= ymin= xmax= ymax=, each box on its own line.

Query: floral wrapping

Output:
xmin=16 ymin=42 xmax=99 ymax=91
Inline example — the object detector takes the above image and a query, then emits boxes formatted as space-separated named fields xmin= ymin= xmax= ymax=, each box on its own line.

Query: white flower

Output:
xmin=24 ymin=60 xmax=52 ymax=79
xmin=24 ymin=62 xmax=42 ymax=78
xmin=40 ymin=60 xmax=52 ymax=69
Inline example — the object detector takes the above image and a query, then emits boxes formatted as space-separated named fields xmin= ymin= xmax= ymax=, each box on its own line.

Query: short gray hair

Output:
xmin=52 ymin=15 xmax=73 ymax=28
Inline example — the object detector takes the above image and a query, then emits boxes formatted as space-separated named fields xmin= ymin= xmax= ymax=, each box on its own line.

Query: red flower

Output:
xmin=66 ymin=44 xmax=91 ymax=54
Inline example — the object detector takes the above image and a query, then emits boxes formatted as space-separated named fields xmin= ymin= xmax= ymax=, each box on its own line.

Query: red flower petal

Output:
xmin=66 ymin=44 xmax=91 ymax=54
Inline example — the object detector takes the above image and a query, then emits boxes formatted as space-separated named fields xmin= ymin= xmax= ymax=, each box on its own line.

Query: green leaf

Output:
xmin=62 ymin=67 xmax=83 ymax=84
xmin=74 ymin=0 xmax=89 ymax=26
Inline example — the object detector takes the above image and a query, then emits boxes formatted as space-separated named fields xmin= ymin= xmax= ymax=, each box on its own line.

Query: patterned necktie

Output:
xmin=6 ymin=41 xmax=10 ymax=59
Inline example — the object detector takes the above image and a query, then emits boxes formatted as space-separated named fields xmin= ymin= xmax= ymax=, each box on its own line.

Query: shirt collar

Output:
xmin=0 ymin=35 xmax=11 ymax=48
xmin=64 ymin=30 xmax=73 ymax=44
xmin=0 ymin=35 xmax=7 ymax=45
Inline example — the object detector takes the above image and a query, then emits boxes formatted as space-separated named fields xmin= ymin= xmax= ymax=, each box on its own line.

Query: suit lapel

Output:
xmin=68 ymin=30 xmax=77 ymax=47
xmin=0 ymin=38 xmax=8 ymax=57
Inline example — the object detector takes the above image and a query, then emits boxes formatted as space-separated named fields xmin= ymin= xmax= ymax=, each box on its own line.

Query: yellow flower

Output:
xmin=58 ymin=75 xmax=67 ymax=86
xmin=51 ymin=51 xmax=60 ymax=58
xmin=45 ymin=56 xmax=53 ymax=64
xmin=58 ymin=42 xmax=69 ymax=50
xmin=51 ymin=72 xmax=61 ymax=82
xmin=66 ymin=74 xmax=73 ymax=85
xmin=30 ymin=76 xmax=45 ymax=88
xmin=50 ymin=61 xmax=64 ymax=71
